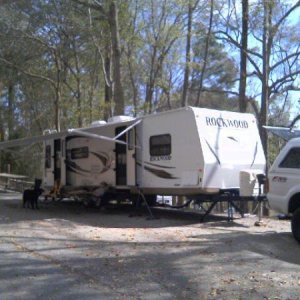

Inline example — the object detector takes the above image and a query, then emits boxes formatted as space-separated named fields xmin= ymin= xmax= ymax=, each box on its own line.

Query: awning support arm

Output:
xmin=113 ymin=119 xmax=142 ymax=140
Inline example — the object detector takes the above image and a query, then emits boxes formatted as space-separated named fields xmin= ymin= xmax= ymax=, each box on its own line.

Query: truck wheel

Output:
xmin=291 ymin=208 xmax=300 ymax=243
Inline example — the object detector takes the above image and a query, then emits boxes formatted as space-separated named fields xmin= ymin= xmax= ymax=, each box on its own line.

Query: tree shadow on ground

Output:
xmin=1 ymin=192 xmax=299 ymax=299
xmin=0 ymin=226 xmax=299 ymax=300
xmin=0 ymin=192 xmax=249 ymax=229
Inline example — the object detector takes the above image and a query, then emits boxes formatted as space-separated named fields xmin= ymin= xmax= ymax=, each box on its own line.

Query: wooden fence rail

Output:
xmin=0 ymin=173 xmax=34 ymax=193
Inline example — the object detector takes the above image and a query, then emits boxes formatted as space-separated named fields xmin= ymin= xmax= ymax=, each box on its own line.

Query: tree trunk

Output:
xmin=181 ymin=1 xmax=193 ymax=107
xmin=88 ymin=51 xmax=99 ymax=124
xmin=195 ymin=0 xmax=214 ymax=106
xmin=239 ymin=0 xmax=248 ymax=113
xmin=104 ymin=48 xmax=112 ymax=120
xmin=109 ymin=1 xmax=124 ymax=116
xmin=6 ymin=83 xmax=15 ymax=173
xmin=127 ymin=51 xmax=138 ymax=117
xmin=53 ymin=51 xmax=62 ymax=132
xmin=76 ymin=80 xmax=82 ymax=128
xmin=0 ymin=110 xmax=3 ymax=172
xmin=145 ymin=82 xmax=154 ymax=114
xmin=73 ymin=46 xmax=83 ymax=128
xmin=54 ymin=69 xmax=61 ymax=132
xmin=55 ymin=87 xmax=61 ymax=132
xmin=260 ymin=1 xmax=272 ymax=162
xmin=7 ymin=83 xmax=14 ymax=139
xmin=145 ymin=47 xmax=157 ymax=114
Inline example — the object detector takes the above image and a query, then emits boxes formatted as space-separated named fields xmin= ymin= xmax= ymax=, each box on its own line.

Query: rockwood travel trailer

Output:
xmin=0 ymin=107 xmax=266 ymax=209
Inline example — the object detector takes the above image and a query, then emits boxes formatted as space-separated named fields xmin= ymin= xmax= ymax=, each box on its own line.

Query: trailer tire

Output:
xmin=291 ymin=207 xmax=300 ymax=243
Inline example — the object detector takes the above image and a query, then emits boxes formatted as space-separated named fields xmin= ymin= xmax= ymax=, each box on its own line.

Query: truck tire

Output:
xmin=291 ymin=207 xmax=300 ymax=243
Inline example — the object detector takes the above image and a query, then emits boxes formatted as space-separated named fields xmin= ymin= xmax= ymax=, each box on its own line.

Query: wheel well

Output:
xmin=288 ymin=193 xmax=300 ymax=214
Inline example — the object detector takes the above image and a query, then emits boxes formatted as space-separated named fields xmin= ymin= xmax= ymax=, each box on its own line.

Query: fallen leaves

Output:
xmin=223 ymin=278 xmax=236 ymax=284
xmin=210 ymin=287 xmax=223 ymax=296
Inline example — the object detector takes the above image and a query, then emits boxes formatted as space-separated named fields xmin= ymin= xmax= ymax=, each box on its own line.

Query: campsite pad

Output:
xmin=0 ymin=190 xmax=300 ymax=299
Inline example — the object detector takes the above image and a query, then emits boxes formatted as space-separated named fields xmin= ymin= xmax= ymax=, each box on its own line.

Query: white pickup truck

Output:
xmin=268 ymin=137 xmax=300 ymax=243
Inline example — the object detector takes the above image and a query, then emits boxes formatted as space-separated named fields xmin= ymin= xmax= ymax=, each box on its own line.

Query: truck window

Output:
xmin=279 ymin=147 xmax=300 ymax=169
xmin=150 ymin=134 xmax=171 ymax=156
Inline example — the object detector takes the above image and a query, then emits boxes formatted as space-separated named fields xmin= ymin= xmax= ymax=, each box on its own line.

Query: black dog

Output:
xmin=23 ymin=189 xmax=43 ymax=209
xmin=23 ymin=179 xmax=44 ymax=209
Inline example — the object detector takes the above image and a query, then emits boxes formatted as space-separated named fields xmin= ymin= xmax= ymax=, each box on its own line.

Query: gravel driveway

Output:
xmin=0 ymin=190 xmax=299 ymax=299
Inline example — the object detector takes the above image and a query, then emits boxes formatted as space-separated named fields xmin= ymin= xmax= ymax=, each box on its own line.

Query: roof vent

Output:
xmin=43 ymin=129 xmax=57 ymax=135
xmin=90 ymin=120 xmax=107 ymax=127
xmin=108 ymin=116 xmax=135 ymax=123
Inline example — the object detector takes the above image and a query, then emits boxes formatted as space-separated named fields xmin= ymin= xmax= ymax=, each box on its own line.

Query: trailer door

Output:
xmin=54 ymin=139 xmax=61 ymax=183
xmin=44 ymin=140 xmax=54 ymax=187
xmin=115 ymin=126 xmax=136 ymax=186
xmin=126 ymin=128 xmax=136 ymax=186
xmin=115 ymin=126 xmax=127 ymax=185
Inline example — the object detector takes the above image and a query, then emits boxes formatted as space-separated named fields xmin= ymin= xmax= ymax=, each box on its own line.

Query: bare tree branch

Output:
xmin=270 ymin=70 xmax=300 ymax=92
xmin=190 ymin=87 xmax=239 ymax=96
xmin=88 ymin=7 xmax=112 ymax=87
xmin=270 ymin=51 xmax=300 ymax=71
xmin=215 ymin=30 xmax=263 ymax=59
xmin=290 ymin=113 xmax=300 ymax=129
xmin=215 ymin=31 xmax=263 ymax=79
xmin=71 ymin=0 xmax=107 ymax=18
xmin=0 ymin=57 xmax=56 ymax=87
xmin=274 ymin=1 xmax=300 ymax=33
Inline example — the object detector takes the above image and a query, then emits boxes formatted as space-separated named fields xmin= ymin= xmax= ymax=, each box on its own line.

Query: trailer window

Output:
xmin=279 ymin=147 xmax=300 ymax=169
xmin=71 ymin=147 xmax=89 ymax=159
xmin=150 ymin=134 xmax=171 ymax=156
xmin=45 ymin=145 xmax=51 ymax=168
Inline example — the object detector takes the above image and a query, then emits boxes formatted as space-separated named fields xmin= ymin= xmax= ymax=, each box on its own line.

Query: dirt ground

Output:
xmin=0 ymin=190 xmax=300 ymax=300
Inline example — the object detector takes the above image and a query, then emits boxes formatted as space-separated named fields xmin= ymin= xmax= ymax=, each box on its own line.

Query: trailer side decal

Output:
xmin=144 ymin=161 xmax=175 ymax=169
xmin=90 ymin=152 xmax=112 ymax=173
xmin=137 ymin=161 xmax=178 ymax=179
xmin=205 ymin=139 xmax=221 ymax=165
xmin=66 ymin=151 xmax=112 ymax=175
xmin=251 ymin=142 xmax=258 ymax=167
xmin=144 ymin=165 xmax=178 ymax=179
xmin=227 ymin=136 xmax=238 ymax=142
xmin=66 ymin=160 xmax=89 ymax=175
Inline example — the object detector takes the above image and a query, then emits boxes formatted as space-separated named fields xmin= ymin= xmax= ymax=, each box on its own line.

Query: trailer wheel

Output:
xmin=291 ymin=207 xmax=300 ymax=243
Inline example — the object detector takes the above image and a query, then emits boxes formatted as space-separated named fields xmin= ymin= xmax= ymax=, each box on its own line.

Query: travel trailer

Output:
xmin=0 ymin=107 xmax=266 ymax=206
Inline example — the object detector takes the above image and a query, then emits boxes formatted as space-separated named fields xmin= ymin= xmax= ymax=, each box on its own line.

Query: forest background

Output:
xmin=0 ymin=0 xmax=299 ymax=179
